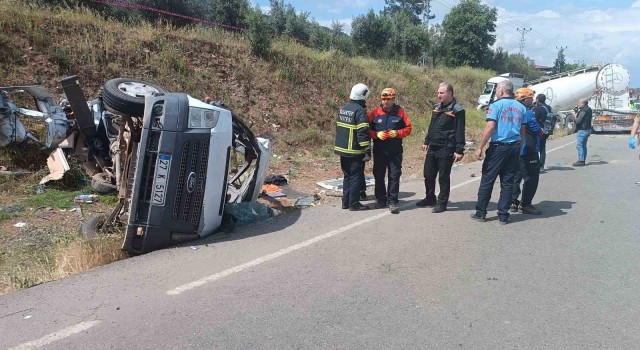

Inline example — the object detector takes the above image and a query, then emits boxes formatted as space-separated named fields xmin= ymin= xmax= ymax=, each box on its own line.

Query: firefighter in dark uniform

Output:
xmin=334 ymin=83 xmax=371 ymax=211
xmin=417 ymin=82 xmax=465 ymax=213
xmin=367 ymin=88 xmax=412 ymax=214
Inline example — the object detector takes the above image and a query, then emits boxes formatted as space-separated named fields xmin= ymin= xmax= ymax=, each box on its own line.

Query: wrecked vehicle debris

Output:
xmin=3 ymin=76 xmax=271 ymax=254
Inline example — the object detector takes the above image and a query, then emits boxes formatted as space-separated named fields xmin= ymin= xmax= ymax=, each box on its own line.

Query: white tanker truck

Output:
xmin=477 ymin=63 xmax=637 ymax=133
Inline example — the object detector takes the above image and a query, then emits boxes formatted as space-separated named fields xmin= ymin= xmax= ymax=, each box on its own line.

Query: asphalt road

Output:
xmin=1 ymin=134 xmax=639 ymax=349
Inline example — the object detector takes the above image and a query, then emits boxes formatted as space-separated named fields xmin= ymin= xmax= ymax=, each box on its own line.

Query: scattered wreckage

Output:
xmin=0 ymin=76 xmax=271 ymax=254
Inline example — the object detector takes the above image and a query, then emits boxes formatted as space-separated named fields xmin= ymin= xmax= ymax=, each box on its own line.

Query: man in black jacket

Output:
xmin=572 ymin=98 xmax=593 ymax=167
xmin=417 ymin=82 xmax=465 ymax=213
xmin=533 ymin=94 xmax=553 ymax=170
xmin=334 ymin=83 xmax=371 ymax=210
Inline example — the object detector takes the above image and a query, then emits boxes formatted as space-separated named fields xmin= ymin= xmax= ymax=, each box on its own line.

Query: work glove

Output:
xmin=377 ymin=131 xmax=388 ymax=140
xmin=387 ymin=130 xmax=398 ymax=138
xmin=628 ymin=136 xmax=638 ymax=149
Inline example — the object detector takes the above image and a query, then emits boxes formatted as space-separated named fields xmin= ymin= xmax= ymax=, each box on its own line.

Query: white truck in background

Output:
xmin=477 ymin=63 xmax=637 ymax=133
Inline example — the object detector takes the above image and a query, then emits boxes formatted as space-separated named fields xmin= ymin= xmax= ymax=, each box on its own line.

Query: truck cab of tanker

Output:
xmin=477 ymin=73 xmax=526 ymax=110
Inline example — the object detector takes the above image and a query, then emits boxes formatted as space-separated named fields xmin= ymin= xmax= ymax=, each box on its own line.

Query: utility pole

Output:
xmin=517 ymin=27 xmax=532 ymax=55
xmin=417 ymin=0 xmax=436 ymax=66
xmin=555 ymin=45 xmax=567 ymax=73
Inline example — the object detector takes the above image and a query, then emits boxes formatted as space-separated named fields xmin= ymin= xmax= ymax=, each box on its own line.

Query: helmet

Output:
xmin=350 ymin=83 xmax=370 ymax=101
xmin=515 ymin=87 xmax=535 ymax=101
xmin=380 ymin=87 xmax=396 ymax=100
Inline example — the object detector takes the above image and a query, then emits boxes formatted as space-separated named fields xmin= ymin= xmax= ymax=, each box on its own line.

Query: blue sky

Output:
xmin=251 ymin=0 xmax=640 ymax=87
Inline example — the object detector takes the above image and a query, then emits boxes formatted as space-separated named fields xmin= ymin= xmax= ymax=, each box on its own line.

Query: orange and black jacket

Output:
xmin=367 ymin=104 xmax=412 ymax=154
xmin=424 ymin=99 xmax=465 ymax=155
xmin=334 ymin=100 xmax=370 ymax=157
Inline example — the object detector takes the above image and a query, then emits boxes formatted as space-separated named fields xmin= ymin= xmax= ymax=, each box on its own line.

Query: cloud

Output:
xmin=493 ymin=6 xmax=640 ymax=86
xmin=535 ymin=10 xmax=560 ymax=18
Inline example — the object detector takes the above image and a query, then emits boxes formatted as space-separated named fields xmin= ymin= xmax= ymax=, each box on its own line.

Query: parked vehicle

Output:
xmin=477 ymin=64 xmax=636 ymax=133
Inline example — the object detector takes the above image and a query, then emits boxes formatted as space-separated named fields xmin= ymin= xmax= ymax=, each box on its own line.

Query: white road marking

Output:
xmin=167 ymin=140 xmax=576 ymax=296
xmin=9 ymin=320 xmax=100 ymax=350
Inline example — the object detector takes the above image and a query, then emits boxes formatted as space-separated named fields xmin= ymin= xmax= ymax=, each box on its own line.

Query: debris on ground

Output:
xmin=316 ymin=176 xmax=375 ymax=191
xmin=225 ymin=202 xmax=280 ymax=226
xmin=74 ymin=194 xmax=97 ymax=203
xmin=13 ymin=222 xmax=27 ymax=228
xmin=294 ymin=197 xmax=315 ymax=208
xmin=264 ymin=175 xmax=288 ymax=186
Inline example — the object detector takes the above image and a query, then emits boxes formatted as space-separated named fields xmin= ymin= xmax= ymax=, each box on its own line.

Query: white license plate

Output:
xmin=152 ymin=154 xmax=171 ymax=206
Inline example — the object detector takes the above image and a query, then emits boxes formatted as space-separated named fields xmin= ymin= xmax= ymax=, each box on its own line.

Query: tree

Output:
xmin=425 ymin=24 xmax=445 ymax=67
xmin=440 ymin=0 xmax=497 ymax=67
xmin=269 ymin=0 xmax=287 ymax=35
xmin=350 ymin=10 xmax=393 ymax=57
xmin=388 ymin=11 xmax=428 ymax=62
xmin=552 ymin=47 xmax=567 ymax=74
xmin=246 ymin=6 xmax=271 ymax=58
xmin=207 ymin=0 xmax=249 ymax=28
xmin=383 ymin=0 xmax=424 ymax=25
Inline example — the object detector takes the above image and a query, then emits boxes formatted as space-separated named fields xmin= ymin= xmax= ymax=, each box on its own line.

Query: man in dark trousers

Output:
xmin=511 ymin=87 xmax=544 ymax=215
xmin=572 ymin=98 xmax=593 ymax=166
xmin=417 ymin=82 xmax=465 ymax=213
xmin=471 ymin=80 xmax=526 ymax=225
xmin=334 ymin=83 xmax=371 ymax=211
xmin=533 ymin=94 xmax=553 ymax=170
xmin=367 ymin=87 xmax=412 ymax=214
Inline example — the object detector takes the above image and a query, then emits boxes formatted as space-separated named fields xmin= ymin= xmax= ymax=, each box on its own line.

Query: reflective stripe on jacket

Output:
xmin=334 ymin=101 xmax=370 ymax=157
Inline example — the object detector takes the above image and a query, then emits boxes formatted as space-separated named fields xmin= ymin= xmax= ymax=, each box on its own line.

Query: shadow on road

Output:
xmin=586 ymin=160 xmax=608 ymax=166
xmin=545 ymin=166 xmax=575 ymax=172
xmin=508 ymin=200 xmax=576 ymax=223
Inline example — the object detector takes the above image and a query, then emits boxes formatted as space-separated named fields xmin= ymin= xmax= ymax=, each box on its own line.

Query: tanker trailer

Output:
xmin=528 ymin=63 xmax=634 ymax=133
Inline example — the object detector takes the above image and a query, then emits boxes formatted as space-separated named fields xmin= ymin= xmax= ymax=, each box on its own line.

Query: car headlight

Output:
xmin=188 ymin=107 xmax=219 ymax=129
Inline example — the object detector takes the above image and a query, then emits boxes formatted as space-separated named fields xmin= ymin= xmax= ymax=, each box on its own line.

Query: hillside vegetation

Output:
xmin=0 ymin=0 xmax=495 ymax=294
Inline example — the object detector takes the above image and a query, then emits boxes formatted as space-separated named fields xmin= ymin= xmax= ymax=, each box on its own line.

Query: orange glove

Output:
xmin=387 ymin=130 xmax=398 ymax=138
xmin=377 ymin=131 xmax=388 ymax=140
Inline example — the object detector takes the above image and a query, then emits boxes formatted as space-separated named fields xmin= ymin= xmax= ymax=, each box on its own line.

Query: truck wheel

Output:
xmin=79 ymin=214 xmax=108 ymax=239
xmin=91 ymin=172 xmax=117 ymax=194
xmin=565 ymin=115 xmax=577 ymax=134
xmin=102 ymin=78 xmax=167 ymax=116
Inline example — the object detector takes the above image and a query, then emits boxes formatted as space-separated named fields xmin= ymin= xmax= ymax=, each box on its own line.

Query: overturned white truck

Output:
xmin=477 ymin=63 xmax=636 ymax=133
xmin=1 ymin=76 xmax=271 ymax=254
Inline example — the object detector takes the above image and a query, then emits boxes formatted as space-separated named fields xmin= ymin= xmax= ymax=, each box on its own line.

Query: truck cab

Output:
xmin=477 ymin=73 xmax=526 ymax=110
xmin=123 ymin=93 xmax=270 ymax=254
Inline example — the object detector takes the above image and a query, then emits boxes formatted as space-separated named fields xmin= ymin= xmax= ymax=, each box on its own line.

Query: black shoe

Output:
xmin=341 ymin=204 xmax=349 ymax=210
xmin=510 ymin=203 xmax=519 ymax=213
xmin=374 ymin=201 xmax=387 ymax=209
xmin=520 ymin=204 xmax=541 ymax=215
xmin=572 ymin=161 xmax=585 ymax=167
xmin=360 ymin=192 xmax=367 ymax=200
xmin=431 ymin=204 xmax=446 ymax=213
xmin=349 ymin=203 xmax=370 ymax=211
xmin=499 ymin=218 xmax=509 ymax=225
xmin=416 ymin=198 xmax=437 ymax=207
xmin=389 ymin=203 xmax=399 ymax=214
xmin=470 ymin=213 xmax=486 ymax=222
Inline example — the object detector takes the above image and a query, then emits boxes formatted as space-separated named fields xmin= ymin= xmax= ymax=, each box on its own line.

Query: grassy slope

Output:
xmin=0 ymin=1 xmax=494 ymax=294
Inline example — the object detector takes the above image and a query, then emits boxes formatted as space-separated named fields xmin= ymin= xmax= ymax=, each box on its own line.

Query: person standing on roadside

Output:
xmin=572 ymin=98 xmax=593 ymax=167
xmin=627 ymin=112 xmax=639 ymax=150
xmin=511 ymin=88 xmax=544 ymax=215
xmin=334 ymin=83 xmax=371 ymax=211
xmin=533 ymin=94 xmax=553 ymax=170
xmin=417 ymin=82 xmax=465 ymax=213
xmin=471 ymin=80 xmax=526 ymax=225
xmin=367 ymin=88 xmax=412 ymax=214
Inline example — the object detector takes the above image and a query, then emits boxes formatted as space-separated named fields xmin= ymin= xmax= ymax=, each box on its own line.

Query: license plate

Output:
xmin=152 ymin=154 xmax=171 ymax=206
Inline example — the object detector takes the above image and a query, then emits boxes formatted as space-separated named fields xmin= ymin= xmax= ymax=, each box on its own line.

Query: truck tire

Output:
xmin=565 ymin=115 xmax=577 ymax=134
xmin=102 ymin=78 xmax=167 ymax=116
xmin=79 ymin=214 xmax=108 ymax=239
xmin=91 ymin=172 xmax=117 ymax=194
